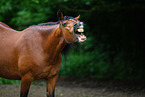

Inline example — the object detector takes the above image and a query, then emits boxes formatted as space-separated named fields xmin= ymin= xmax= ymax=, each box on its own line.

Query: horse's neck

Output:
xmin=38 ymin=25 xmax=67 ymax=63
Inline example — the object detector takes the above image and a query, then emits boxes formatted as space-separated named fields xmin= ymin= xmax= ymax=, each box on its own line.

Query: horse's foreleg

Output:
xmin=20 ymin=73 xmax=33 ymax=97
xmin=46 ymin=74 xmax=58 ymax=97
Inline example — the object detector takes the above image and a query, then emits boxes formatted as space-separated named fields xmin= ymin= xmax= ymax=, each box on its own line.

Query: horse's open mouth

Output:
xmin=73 ymin=22 xmax=87 ymax=42
xmin=75 ymin=31 xmax=87 ymax=42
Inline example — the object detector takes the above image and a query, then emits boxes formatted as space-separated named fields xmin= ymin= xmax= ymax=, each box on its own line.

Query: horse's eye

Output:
xmin=63 ymin=23 xmax=67 ymax=27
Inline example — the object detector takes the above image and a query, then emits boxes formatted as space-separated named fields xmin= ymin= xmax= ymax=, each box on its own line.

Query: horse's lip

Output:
xmin=75 ymin=33 xmax=87 ymax=42
xmin=73 ymin=25 xmax=86 ymax=42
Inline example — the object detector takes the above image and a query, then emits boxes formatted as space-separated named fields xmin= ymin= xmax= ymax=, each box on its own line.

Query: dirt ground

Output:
xmin=0 ymin=77 xmax=145 ymax=97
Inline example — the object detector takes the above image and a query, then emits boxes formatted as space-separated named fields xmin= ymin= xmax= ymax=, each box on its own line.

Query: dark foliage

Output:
xmin=0 ymin=0 xmax=145 ymax=81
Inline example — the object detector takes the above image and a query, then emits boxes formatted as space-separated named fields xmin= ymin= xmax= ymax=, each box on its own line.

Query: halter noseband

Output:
xmin=73 ymin=22 xmax=84 ymax=33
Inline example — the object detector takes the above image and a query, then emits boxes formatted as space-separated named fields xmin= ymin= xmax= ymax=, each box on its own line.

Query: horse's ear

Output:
xmin=75 ymin=15 xmax=80 ymax=20
xmin=57 ymin=10 xmax=63 ymax=21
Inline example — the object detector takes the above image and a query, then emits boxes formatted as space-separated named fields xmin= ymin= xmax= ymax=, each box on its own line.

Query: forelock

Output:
xmin=63 ymin=16 xmax=76 ymax=20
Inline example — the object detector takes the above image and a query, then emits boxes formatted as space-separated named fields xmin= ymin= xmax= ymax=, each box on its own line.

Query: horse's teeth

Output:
xmin=78 ymin=29 xmax=84 ymax=32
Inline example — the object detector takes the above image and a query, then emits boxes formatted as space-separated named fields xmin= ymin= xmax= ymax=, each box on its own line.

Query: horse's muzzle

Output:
xmin=73 ymin=22 xmax=87 ymax=42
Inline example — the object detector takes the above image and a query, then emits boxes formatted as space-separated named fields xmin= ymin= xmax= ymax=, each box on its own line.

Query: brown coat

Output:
xmin=0 ymin=11 xmax=86 ymax=97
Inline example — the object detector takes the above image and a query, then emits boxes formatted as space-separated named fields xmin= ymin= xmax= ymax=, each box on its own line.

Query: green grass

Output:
xmin=0 ymin=78 xmax=20 ymax=85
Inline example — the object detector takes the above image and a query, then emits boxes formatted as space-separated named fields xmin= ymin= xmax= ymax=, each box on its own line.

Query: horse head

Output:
xmin=57 ymin=10 xmax=87 ymax=43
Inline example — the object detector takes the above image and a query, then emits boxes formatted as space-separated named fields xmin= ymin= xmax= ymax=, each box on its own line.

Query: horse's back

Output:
xmin=0 ymin=22 xmax=21 ymax=44
xmin=0 ymin=22 xmax=12 ymax=29
xmin=0 ymin=22 xmax=19 ymax=35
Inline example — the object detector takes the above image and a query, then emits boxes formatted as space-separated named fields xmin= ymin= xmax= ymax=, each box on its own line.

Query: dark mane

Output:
xmin=37 ymin=22 xmax=60 ymax=26
xmin=31 ymin=16 xmax=75 ymax=27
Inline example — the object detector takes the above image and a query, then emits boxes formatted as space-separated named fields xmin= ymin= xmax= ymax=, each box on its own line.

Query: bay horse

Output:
xmin=0 ymin=10 xmax=87 ymax=97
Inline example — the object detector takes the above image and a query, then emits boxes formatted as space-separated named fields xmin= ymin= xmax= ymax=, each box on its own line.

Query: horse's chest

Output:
xmin=32 ymin=55 xmax=62 ymax=80
xmin=34 ymin=64 xmax=61 ymax=80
